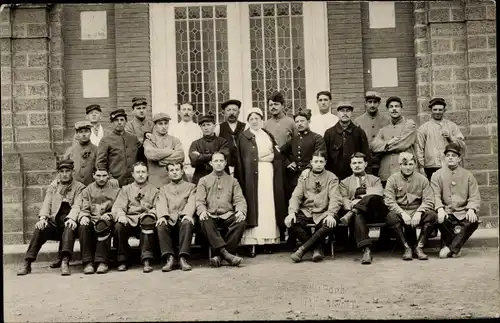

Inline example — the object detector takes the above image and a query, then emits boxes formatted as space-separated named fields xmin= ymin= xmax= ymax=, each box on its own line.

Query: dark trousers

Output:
xmin=25 ymin=224 xmax=77 ymax=262
xmin=438 ymin=214 xmax=479 ymax=254
xmin=288 ymin=212 xmax=333 ymax=251
xmin=114 ymin=223 xmax=155 ymax=263
xmin=200 ymin=215 xmax=246 ymax=254
xmin=157 ymin=219 xmax=194 ymax=259
xmin=425 ymin=167 xmax=440 ymax=180
xmin=79 ymin=224 xmax=112 ymax=264
xmin=347 ymin=195 xmax=389 ymax=249
xmin=387 ymin=210 xmax=438 ymax=247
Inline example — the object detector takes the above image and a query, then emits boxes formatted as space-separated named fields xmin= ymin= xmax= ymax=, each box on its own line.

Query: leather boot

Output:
xmin=361 ymin=247 xmax=372 ymax=265
xmin=179 ymin=257 xmax=192 ymax=271
xmin=290 ymin=246 xmax=305 ymax=263
xmin=17 ymin=260 xmax=32 ymax=276
xmin=161 ymin=255 xmax=176 ymax=272
xmin=220 ymin=248 xmax=242 ymax=266
xmin=312 ymin=246 xmax=324 ymax=262
xmin=143 ymin=259 xmax=153 ymax=273
xmin=299 ymin=225 xmax=329 ymax=255
xmin=96 ymin=263 xmax=109 ymax=274
xmin=414 ymin=224 xmax=433 ymax=260
xmin=393 ymin=226 xmax=413 ymax=261
xmin=83 ymin=262 xmax=95 ymax=274
xmin=61 ymin=257 xmax=71 ymax=276
xmin=49 ymin=259 xmax=62 ymax=268
xmin=117 ymin=263 xmax=128 ymax=271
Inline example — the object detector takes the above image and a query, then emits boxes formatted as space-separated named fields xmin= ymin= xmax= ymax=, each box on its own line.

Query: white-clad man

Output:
xmin=309 ymin=90 xmax=339 ymax=137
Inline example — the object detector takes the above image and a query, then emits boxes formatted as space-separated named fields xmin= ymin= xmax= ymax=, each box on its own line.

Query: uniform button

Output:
xmin=372 ymin=125 xmax=375 ymax=128
xmin=298 ymin=146 xmax=301 ymax=149
xmin=254 ymin=159 xmax=257 ymax=161
xmin=255 ymin=171 xmax=258 ymax=174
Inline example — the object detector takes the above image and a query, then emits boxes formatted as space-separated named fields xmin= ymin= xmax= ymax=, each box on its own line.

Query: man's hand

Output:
xmin=234 ymin=211 xmax=246 ymax=223
xmin=437 ymin=208 xmax=448 ymax=224
xmin=35 ymin=218 xmax=48 ymax=230
xmin=145 ymin=133 xmax=153 ymax=141
xmin=323 ymin=215 xmax=336 ymax=228
xmin=199 ymin=211 xmax=210 ymax=221
xmin=284 ymin=214 xmax=296 ymax=228
xmin=401 ymin=212 xmax=412 ymax=226
xmin=100 ymin=213 xmax=112 ymax=221
xmin=465 ymin=209 xmax=478 ymax=223
xmin=117 ymin=215 xmax=128 ymax=224
xmin=79 ymin=216 xmax=90 ymax=226
xmin=411 ymin=211 xmax=422 ymax=227
xmin=156 ymin=217 xmax=168 ymax=227
xmin=65 ymin=219 xmax=77 ymax=230
xmin=287 ymin=162 xmax=297 ymax=171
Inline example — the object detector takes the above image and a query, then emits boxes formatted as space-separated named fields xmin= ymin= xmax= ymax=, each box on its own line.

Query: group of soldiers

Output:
xmin=16 ymin=91 xmax=481 ymax=276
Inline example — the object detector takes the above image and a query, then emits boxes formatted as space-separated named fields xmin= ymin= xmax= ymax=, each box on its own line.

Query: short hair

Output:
xmin=311 ymin=151 xmax=327 ymax=160
xmin=93 ymin=168 xmax=108 ymax=174
xmin=398 ymin=152 xmax=416 ymax=164
xmin=132 ymin=161 xmax=148 ymax=171
xmin=316 ymin=91 xmax=332 ymax=100
xmin=349 ymin=152 xmax=368 ymax=162
xmin=211 ymin=151 xmax=227 ymax=161
xmin=293 ymin=110 xmax=311 ymax=121
xmin=178 ymin=102 xmax=194 ymax=110
xmin=166 ymin=161 xmax=184 ymax=171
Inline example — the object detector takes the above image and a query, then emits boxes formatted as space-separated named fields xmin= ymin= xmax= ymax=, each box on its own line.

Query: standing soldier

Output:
xmin=215 ymin=99 xmax=247 ymax=176
xmin=17 ymin=160 xmax=86 ymax=276
xmin=309 ymin=91 xmax=339 ymax=137
xmin=416 ymin=97 xmax=465 ymax=180
xmin=124 ymin=97 xmax=155 ymax=145
xmin=143 ymin=112 xmax=184 ymax=188
xmin=81 ymin=104 xmax=109 ymax=146
xmin=189 ymin=115 xmax=230 ymax=185
xmin=264 ymin=91 xmax=296 ymax=148
xmin=355 ymin=91 xmax=390 ymax=177
xmin=431 ymin=143 xmax=481 ymax=258
xmin=371 ymin=96 xmax=417 ymax=186
xmin=96 ymin=109 xmax=142 ymax=187
xmin=64 ymin=121 xmax=97 ymax=186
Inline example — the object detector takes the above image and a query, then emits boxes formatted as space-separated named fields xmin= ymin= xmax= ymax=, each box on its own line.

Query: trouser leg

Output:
xmin=300 ymin=223 xmax=333 ymax=252
xmin=178 ymin=219 xmax=194 ymax=258
xmin=138 ymin=226 xmax=155 ymax=262
xmin=353 ymin=211 xmax=371 ymax=249
xmin=222 ymin=215 xmax=247 ymax=254
xmin=157 ymin=222 xmax=175 ymax=258
xmin=448 ymin=218 xmax=479 ymax=254
xmin=289 ymin=213 xmax=314 ymax=244
xmin=386 ymin=211 xmax=411 ymax=248
xmin=114 ymin=223 xmax=132 ymax=263
xmin=416 ymin=211 xmax=437 ymax=248
xmin=60 ymin=225 xmax=78 ymax=260
xmin=78 ymin=224 xmax=95 ymax=264
xmin=200 ymin=217 xmax=227 ymax=251
xmin=25 ymin=225 xmax=61 ymax=262
xmin=94 ymin=234 xmax=112 ymax=264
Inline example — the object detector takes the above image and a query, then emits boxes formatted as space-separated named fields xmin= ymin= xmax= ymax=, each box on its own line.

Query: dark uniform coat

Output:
xmin=218 ymin=121 xmax=246 ymax=167
xmin=189 ymin=135 xmax=230 ymax=185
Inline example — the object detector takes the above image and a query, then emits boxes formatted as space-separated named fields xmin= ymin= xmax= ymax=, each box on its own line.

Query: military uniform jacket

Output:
xmin=78 ymin=181 xmax=120 ymax=224
xmin=354 ymin=112 xmax=391 ymax=169
xmin=39 ymin=179 xmax=86 ymax=224
xmin=96 ymin=130 xmax=141 ymax=187
xmin=124 ymin=117 xmax=155 ymax=144
xmin=264 ymin=113 xmax=296 ymax=147
xmin=218 ymin=121 xmax=246 ymax=167
xmin=430 ymin=166 xmax=480 ymax=220
xmin=189 ymin=135 xmax=230 ymax=185
xmin=156 ymin=180 xmax=196 ymax=225
xmin=280 ymin=130 xmax=326 ymax=173
xmin=339 ymin=174 xmax=384 ymax=208
xmin=64 ymin=142 xmax=98 ymax=186
xmin=112 ymin=182 xmax=159 ymax=227
xmin=143 ymin=133 xmax=184 ymax=188
xmin=384 ymin=171 xmax=434 ymax=217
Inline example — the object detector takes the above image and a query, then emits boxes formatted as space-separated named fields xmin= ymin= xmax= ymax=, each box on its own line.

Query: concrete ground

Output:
xmin=3 ymin=246 xmax=500 ymax=321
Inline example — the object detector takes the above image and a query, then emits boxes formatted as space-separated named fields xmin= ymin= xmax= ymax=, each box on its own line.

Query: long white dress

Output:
xmin=241 ymin=128 xmax=281 ymax=245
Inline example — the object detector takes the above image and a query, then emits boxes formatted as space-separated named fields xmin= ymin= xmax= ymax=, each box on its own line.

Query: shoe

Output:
xmin=17 ymin=260 xmax=32 ymax=276
xmin=179 ymin=257 xmax=192 ymax=271
xmin=209 ymin=256 xmax=222 ymax=267
xmin=290 ymin=246 xmax=305 ymax=263
xmin=96 ymin=263 xmax=109 ymax=274
xmin=361 ymin=247 xmax=372 ymax=265
xmin=312 ymin=247 xmax=324 ymax=262
xmin=49 ymin=259 xmax=62 ymax=268
xmin=117 ymin=263 xmax=128 ymax=271
xmin=414 ymin=247 xmax=428 ymax=260
xmin=83 ymin=262 xmax=95 ymax=274
xmin=61 ymin=257 xmax=71 ymax=276
xmin=451 ymin=249 xmax=462 ymax=258
xmin=402 ymin=247 xmax=413 ymax=261
xmin=161 ymin=255 xmax=176 ymax=272
xmin=393 ymin=226 xmax=413 ymax=261
xmin=220 ymin=248 xmax=243 ymax=266
xmin=439 ymin=246 xmax=451 ymax=259
xmin=143 ymin=260 xmax=153 ymax=273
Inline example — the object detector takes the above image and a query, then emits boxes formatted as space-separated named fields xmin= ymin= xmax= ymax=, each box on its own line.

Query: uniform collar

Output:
xmin=391 ymin=116 xmax=405 ymax=126
xmin=335 ymin=121 xmax=353 ymax=134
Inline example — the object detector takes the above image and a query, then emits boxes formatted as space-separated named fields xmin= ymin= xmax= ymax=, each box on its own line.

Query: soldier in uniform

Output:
xmin=17 ymin=160 xmax=86 ymax=276
xmin=431 ymin=143 xmax=481 ymax=258
xmin=189 ymin=115 xmax=230 ymax=185
xmin=124 ymin=97 xmax=155 ymax=145
xmin=64 ymin=121 xmax=98 ymax=186
xmin=309 ymin=90 xmax=339 ymax=137
xmin=96 ymin=108 xmax=142 ymax=187
xmin=80 ymin=104 xmax=109 ymax=146
xmin=143 ymin=112 xmax=184 ymax=188
xmin=111 ymin=162 xmax=159 ymax=273
xmin=264 ymin=91 xmax=296 ymax=148
xmin=155 ymin=161 xmax=197 ymax=272
xmin=77 ymin=168 xmax=120 ymax=274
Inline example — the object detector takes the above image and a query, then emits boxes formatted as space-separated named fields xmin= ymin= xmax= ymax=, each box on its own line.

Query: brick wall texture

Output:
xmin=1 ymin=2 xmax=497 ymax=244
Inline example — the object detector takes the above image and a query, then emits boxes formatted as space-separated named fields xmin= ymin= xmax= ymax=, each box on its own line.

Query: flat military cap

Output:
xmin=56 ymin=159 xmax=74 ymax=170
xmin=75 ymin=120 xmax=92 ymax=130
xmin=198 ymin=114 xmax=216 ymax=125
xmin=336 ymin=101 xmax=354 ymax=111
xmin=110 ymin=108 xmax=127 ymax=121
xmin=85 ymin=104 xmax=102 ymax=114
xmin=152 ymin=112 xmax=171 ymax=123
xmin=386 ymin=96 xmax=402 ymax=108
xmin=221 ymin=99 xmax=242 ymax=110
xmin=132 ymin=97 xmax=148 ymax=108
xmin=444 ymin=143 xmax=462 ymax=156
xmin=94 ymin=219 xmax=112 ymax=241
xmin=140 ymin=214 xmax=157 ymax=234
xmin=365 ymin=91 xmax=381 ymax=101
xmin=429 ymin=97 xmax=446 ymax=109
xmin=268 ymin=91 xmax=284 ymax=104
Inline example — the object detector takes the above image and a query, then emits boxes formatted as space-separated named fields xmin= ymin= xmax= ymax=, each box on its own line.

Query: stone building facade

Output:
xmin=1 ymin=1 xmax=497 ymax=244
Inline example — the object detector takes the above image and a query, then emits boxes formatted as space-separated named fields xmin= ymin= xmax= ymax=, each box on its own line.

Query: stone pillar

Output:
xmin=414 ymin=1 xmax=431 ymax=125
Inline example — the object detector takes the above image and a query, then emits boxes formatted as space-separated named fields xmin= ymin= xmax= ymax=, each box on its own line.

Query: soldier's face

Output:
xmin=337 ymin=108 xmax=352 ymax=122
xmin=388 ymin=102 xmax=402 ymax=119
xmin=87 ymin=110 xmax=101 ymax=123
xmin=445 ymin=151 xmax=460 ymax=167
xmin=431 ymin=104 xmax=445 ymax=121
xmin=365 ymin=99 xmax=380 ymax=114
xmin=76 ymin=128 xmax=91 ymax=143
xmin=156 ymin=120 xmax=169 ymax=135
xmin=400 ymin=159 xmax=416 ymax=176
xmin=317 ymin=95 xmax=331 ymax=113
xmin=310 ymin=156 xmax=326 ymax=172
xmin=113 ymin=116 xmax=127 ymax=132
xmin=200 ymin=122 xmax=215 ymax=136
xmin=224 ymin=105 xmax=240 ymax=123
xmin=294 ymin=116 xmax=309 ymax=132
xmin=58 ymin=168 xmax=73 ymax=183
xmin=167 ymin=164 xmax=184 ymax=181
xmin=133 ymin=105 xmax=147 ymax=119
xmin=350 ymin=157 xmax=367 ymax=174
xmin=132 ymin=165 xmax=148 ymax=184
xmin=179 ymin=104 xmax=194 ymax=122
xmin=94 ymin=170 xmax=109 ymax=186
xmin=268 ymin=100 xmax=283 ymax=116
xmin=210 ymin=153 xmax=227 ymax=172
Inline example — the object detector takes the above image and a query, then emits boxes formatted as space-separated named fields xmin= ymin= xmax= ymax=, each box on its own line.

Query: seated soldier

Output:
xmin=196 ymin=151 xmax=247 ymax=267
xmin=384 ymin=152 xmax=437 ymax=261
xmin=285 ymin=151 xmax=343 ymax=263
xmin=111 ymin=162 xmax=159 ymax=273
xmin=431 ymin=143 xmax=481 ymax=258
xmin=338 ymin=152 xmax=388 ymax=265
xmin=17 ymin=160 xmax=86 ymax=276
xmin=156 ymin=161 xmax=197 ymax=272
xmin=77 ymin=168 xmax=120 ymax=274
